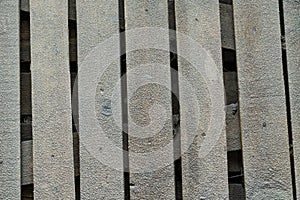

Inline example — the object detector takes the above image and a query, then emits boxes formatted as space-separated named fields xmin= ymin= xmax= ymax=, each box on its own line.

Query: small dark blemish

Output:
xmin=202 ymin=132 xmax=206 ymax=137
xmin=145 ymin=9 xmax=148 ymax=12
xmin=195 ymin=18 xmax=198 ymax=21
xmin=263 ymin=122 xmax=267 ymax=127
xmin=130 ymin=183 xmax=135 ymax=186
xmin=51 ymin=155 xmax=55 ymax=158
xmin=0 ymin=161 xmax=3 ymax=164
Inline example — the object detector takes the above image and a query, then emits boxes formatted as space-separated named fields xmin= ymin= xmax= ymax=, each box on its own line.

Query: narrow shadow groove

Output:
xmin=68 ymin=2 xmax=80 ymax=199
xmin=220 ymin=0 xmax=232 ymax=5
xmin=21 ymin=184 xmax=34 ymax=199
xmin=168 ymin=0 xmax=183 ymax=199
xmin=21 ymin=62 xmax=31 ymax=72
xmin=20 ymin=8 xmax=34 ymax=199
xmin=119 ymin=0 xmax=130 ymax=199
xmin=224 ymin=3 xmax=246 ymax=197
xmin=279 ymin=1 xmax=297 ymax=199
xmin=222 ymin=48 xmax=237 ymax=72
xmin=75 ymin=176 xmax=80 ymax=200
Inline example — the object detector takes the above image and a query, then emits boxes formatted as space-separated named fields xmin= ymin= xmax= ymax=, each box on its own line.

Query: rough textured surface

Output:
xmin=176 ymin=0 xmax=229 ymax=199
xmin=30 ymin=0 xmax=75 ymax=198
xmin=125 ymin=0 xmax=175 ymax=199
xmin=233 ymin=0 xmax=293 ymax=199
xmin=21 ymin=134 xmax=79 ymax=186
xmin=220 ymin=3 xmax=235 ymax=50
xmin=20 ymin=7 xmax=77 ymax=63
xmin=0 ymin=0 xmax=21 ymax=199
xmin=77 ymin=0 xmax=124 ymax=199
xmin=21 ymin=0 xmax=76 ymax=20
xmin=284 ymin=0 xmax=300 ymax=198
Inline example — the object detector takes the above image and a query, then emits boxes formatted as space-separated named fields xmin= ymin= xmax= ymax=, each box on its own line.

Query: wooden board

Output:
xmin=20 ymin=16 xmax=30 ymax=63
xmin=0 ymin=0 xmax=21 ymax=199
xmin=22 ymin=140 xmax=33 ymax=186
xmin=283 ymin=0 xmax=300 ymax=198
xmin=220 ymin=3 xmax=235 ymax=50
xmin=175 ymin=0 xmax=229 ymax=199
xmin=233 ymin=0 xmax=294 ymax=198
xmin=21 ymin=73 xmax=32 ymax=115
xmin=224 ymin=72 xmax=238 ymax=105
xmin=125 ymin=0 xmax=175 ymax=199
xmin=77 ymin=0 xmax=124 ymax=198
xmin=30 ymin=0 xmax=75 ymax=198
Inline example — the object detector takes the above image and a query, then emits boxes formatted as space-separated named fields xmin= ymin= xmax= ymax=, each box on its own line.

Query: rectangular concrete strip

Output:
xmin=284 ymin=0 xmax=300 ymax=198
xmin=77 ymin=0 xmax=124 ymax=199
xmin=176 ymin=0 xmax=229 ymax=199
xmin=0 ymin=0 xmax=21 ymax=199
xmin=125 ymin=0 xmax=175 ymax=199
xmin=30 ymin=0 xmax=75 ymax=198
xmin=233 ymin=0 xmax=294 ymax=198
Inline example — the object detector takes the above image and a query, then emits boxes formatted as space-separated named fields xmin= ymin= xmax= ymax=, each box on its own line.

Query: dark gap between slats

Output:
xmin=119 ymin=0 xmax=130 ymax=199
xmin=227 ymin=151 xmax=243 ymax=184
xmin=220 ymin=0 xmax=232 ymax=5
xmin=68 ymin=3 xmax=80 ymax=199
xmin=20 ymin=8 xmax=33 ymax=199
xmin=168 ymin=0 xmax=183 ymax=199
xmin=219 ymin=2 xmax=245 ymax=198
xmin=278 ymin=1 xmax=297 ymax=199
xmin=20 ymin=11 xmax=30 ymax=63
xmin=75 ymin=176 xmax=80 ymax=200
xmin=20 ymin=62 xmax=30 ymax=73
xmin=21 ymin=184 xmax=33 ymax=200
xmin=222 ymin=48 xmax=236 ymax=72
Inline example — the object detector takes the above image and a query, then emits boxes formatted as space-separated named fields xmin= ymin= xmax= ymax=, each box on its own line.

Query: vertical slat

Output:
xmin=176 ymin=0 xmax=229 ymax=198
xmin=77 ymin=0 xmax=124 ymax=199
xmin=284 ymin=0 xmax=300 ymax=198
xmin=21 ymin=0 xmax=76 ymax=21
xmin=125 ymin=0 xmax=175 ymax=199
xmin=0 ymin=0 xmax=20 ymax=199
xmin=233 ymin=0 xmax=293 ymax=198
xmin=30 ymin=0 xmax=75 ymax=198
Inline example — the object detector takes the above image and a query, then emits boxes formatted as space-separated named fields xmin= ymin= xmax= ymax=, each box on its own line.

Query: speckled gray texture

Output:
xmin=176 ymin=0 xmax=229 ymax=199
xmin=21 ymin=0 xmax=76 ymax=20
xmin=0 ymin=0 xmax=20 ymax=199
xmin=125 ymin=0 xmax=175 ymax=199
xmin=233 ymin=0 xmax=294 ymax=199
xmin=284 ymin=0 xmax=300 ymax=198
xmin=77 ymin=0 xmax=124 ymax=199
xmin=30 ymin=0 xmax=75 ymax=199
